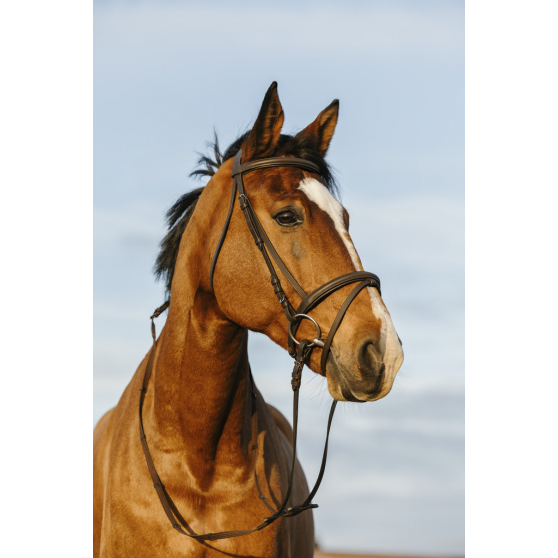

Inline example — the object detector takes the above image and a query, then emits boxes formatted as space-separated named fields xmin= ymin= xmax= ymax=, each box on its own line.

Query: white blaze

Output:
xmin=298 ymin=178 xmax=362 ymax=270
xmin=297 ymin=178 xmax=403 ymax=393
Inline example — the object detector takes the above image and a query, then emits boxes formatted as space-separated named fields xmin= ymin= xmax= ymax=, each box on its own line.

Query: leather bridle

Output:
xmin=138 ymin=149 xmax=382 ymax=541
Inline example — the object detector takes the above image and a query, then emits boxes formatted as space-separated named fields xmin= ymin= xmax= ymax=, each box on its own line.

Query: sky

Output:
xmin=94 ymin=0 xmax=464 ymax=555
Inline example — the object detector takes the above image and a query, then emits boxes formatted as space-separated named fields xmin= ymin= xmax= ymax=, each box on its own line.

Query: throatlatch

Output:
xmin=138 ymin=149 xmax=382 ymax=541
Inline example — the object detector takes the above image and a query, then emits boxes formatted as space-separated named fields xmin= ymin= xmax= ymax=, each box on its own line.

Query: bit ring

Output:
xmin=288 ymin=314 xmax=324 ymax=348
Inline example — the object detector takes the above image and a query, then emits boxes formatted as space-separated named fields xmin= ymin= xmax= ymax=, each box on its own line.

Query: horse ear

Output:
xmin=242 ymin=82 xmax=284 ymax=162
xmin=296 ymin=100 xmax=339 ymax=156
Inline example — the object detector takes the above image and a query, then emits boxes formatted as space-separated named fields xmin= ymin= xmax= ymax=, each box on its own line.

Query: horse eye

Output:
xmin=275 ymin=210 xmax=299 ymax=226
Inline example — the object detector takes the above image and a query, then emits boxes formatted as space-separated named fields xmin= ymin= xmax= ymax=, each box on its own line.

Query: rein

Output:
xmin=138 ymin=150 xmax=382 ymax=541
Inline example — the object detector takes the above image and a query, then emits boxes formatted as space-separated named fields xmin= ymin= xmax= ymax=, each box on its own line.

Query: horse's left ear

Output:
xmin=296 ymin=100 xmax=339 ymax=156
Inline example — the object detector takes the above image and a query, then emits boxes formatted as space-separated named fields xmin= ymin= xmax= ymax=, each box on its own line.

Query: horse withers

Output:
xmin=93 ymin=82 xmax=404 ymax=557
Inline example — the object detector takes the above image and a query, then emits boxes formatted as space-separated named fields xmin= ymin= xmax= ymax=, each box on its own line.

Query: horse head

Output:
xmin=167 ymin=82 xmax=404 ymax=403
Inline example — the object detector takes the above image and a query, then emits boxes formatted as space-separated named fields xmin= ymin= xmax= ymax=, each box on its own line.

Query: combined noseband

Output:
xmin=138 ymin=150 xmax=381 ymax=541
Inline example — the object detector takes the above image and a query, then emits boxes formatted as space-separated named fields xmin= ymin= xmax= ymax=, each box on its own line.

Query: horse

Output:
xmin=93 ymin=82 xmax=404 ymax=558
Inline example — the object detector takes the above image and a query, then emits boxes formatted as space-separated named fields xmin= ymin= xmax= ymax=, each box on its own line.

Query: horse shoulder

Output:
xmin=93 ymin=408 xmax=114 ymax=557
xmin=93 ymin=351 xmax=152 ymax=557
xmin=267 ymin=403 xmax=294 ymax=445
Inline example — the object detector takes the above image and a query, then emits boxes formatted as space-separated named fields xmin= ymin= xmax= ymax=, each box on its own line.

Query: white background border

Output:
xmin=0 ymin=0 xmax=92 ymax=553
xmin=466 ymin=0 xmax=557 ymax=556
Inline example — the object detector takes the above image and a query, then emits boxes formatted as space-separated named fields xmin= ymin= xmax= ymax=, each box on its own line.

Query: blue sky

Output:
xmin=94 ymin=0 xmax=464 ymax=555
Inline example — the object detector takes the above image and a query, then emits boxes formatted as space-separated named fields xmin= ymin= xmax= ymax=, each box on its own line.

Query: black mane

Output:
xmin=154 ymin=131 xmax=338 ymax=296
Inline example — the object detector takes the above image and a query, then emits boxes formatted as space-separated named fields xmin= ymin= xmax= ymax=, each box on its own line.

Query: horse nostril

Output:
xmin=356 ymin=338 xmax=382 ymax=378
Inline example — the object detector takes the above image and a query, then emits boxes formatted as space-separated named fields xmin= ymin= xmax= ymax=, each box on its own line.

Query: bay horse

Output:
xmin=93 ymin=82 xmax=404 ymax=558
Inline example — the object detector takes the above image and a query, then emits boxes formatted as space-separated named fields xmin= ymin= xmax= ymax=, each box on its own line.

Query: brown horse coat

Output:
xmin=93 ymin=83 xmax=403 ymax=557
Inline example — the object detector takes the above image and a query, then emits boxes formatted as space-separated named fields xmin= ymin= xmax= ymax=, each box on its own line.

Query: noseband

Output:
xmin=139 ymin=149 xmax=382 ymax=541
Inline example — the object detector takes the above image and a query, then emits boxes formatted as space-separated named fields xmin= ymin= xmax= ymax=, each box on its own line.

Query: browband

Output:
xmin=232 ymin=157 xmax=321 ymax=177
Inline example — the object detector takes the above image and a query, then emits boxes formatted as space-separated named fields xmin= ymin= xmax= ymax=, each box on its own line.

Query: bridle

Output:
xmin=138 ymin=149 xmax=381 ymax=541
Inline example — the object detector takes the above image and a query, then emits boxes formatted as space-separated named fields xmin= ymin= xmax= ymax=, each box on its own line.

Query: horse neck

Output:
xmin=146 ymin=239 xmax=252 ymax=481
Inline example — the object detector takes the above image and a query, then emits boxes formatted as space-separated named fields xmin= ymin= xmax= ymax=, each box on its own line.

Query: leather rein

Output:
xmin=138 ymin=150 xmax=381 ymax=541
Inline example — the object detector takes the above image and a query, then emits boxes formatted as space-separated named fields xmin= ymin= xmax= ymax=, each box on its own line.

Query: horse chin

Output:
xmin=325 ymin=351 xmax=396 ymax=403
xmin=325 ymin=373 xmax=363 ymax=403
